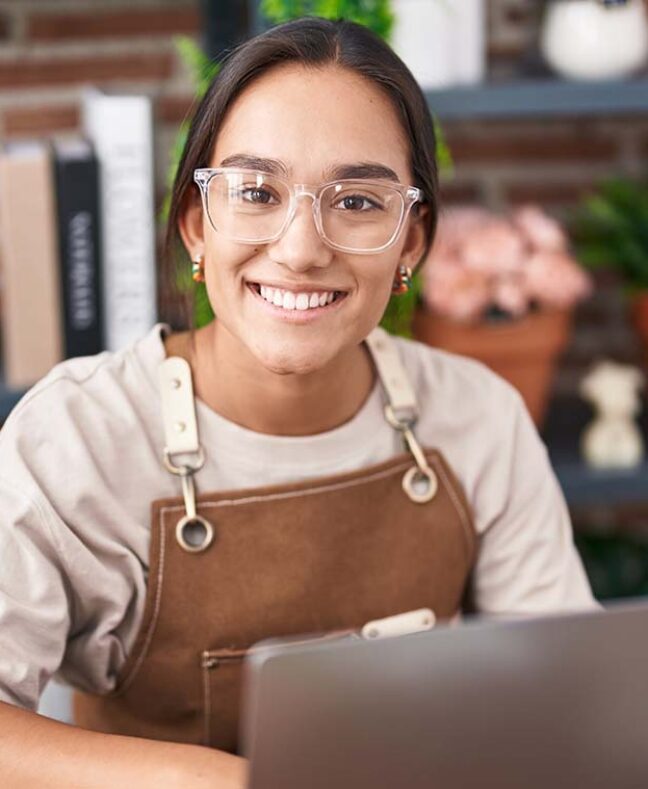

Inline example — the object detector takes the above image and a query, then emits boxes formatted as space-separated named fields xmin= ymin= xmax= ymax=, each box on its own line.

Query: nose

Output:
xmin=266 ymin=192 xmax=334 ymax=272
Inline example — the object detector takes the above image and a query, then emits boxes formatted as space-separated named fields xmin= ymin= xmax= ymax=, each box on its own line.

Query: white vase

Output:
xmin=391 ymin=0 xmax=486 ymax=89
xmin=541 ymin=0 xmax=648 ymax=80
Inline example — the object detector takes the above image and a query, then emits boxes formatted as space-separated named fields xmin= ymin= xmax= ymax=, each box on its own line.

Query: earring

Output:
xmin=191 ymin=254 xmax=205 ymax=284
xmin=392 ymin=264 xmax=412 ymax=295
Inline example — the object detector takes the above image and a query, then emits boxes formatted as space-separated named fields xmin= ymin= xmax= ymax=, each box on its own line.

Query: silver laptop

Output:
xmin=241 ymin=601 xmax=648 ymax=789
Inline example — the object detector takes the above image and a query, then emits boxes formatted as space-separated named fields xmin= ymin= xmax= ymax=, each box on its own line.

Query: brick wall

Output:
xmin=0 ymin=0 xmax=646 ymax=395
xmin=2 ymin=0 xmax=646 ymax=215
xmin=0 ymin=0 xmax=199 ymax=199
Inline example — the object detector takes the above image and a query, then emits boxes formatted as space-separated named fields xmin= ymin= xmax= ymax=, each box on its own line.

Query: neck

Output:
xmin=166 ymin=321 xmax=376 ymax=436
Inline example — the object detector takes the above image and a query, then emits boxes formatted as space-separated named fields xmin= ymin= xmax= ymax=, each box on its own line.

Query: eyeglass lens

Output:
xmin=205 ymin=171 xmax=406 ymax=251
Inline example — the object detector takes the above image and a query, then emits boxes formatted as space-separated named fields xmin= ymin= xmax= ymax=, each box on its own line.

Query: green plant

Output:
xmin=165 ymin=5 xmax=453 ymax=334
xmin=572 ymin=179 xmax=648 ymax=294
xmin=261 ymin=0 xmax=394 ymax=39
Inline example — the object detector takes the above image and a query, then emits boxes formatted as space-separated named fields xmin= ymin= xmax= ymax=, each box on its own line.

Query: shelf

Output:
xmin=542 ymin=396 xmax=648 ymax=508
xmin=425 ymin=77 xmax=648 ymax=120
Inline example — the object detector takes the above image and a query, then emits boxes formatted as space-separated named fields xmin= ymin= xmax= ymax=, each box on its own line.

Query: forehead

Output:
xmin=211 ymin=63 xmax=411 ymax=181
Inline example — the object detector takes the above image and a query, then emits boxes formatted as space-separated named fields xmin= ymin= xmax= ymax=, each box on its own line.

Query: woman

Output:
xmin=0 ymin=16 xmax=595 ymax=788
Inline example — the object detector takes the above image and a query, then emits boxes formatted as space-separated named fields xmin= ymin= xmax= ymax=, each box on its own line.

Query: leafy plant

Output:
xmin=572 ymin=179 xmax=648 ymax=294
xmin=261 ymin=0 xmax=394 ymax=39
xmin=165 ymin=5 xmax=453 ymax=334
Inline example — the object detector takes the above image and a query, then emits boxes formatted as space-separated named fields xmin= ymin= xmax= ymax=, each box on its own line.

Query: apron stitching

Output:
xmin=158 ymin=459 xmax=419 ymax=514
xmin=202 ymin=660 xmax=211 ymax=746
xmin=118 ymin=521 xmax=167 ymax=693
xmin=430 ymin=457 xmax=475 ymax=562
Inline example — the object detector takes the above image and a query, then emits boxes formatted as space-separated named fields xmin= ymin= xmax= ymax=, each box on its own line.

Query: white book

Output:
xmin=453 ymin=0 xmax=486 ymax=86
xmin=391 ymin=0 xmax=486 ymax=90
xmin=82 ymin=89 xmax=157 ymax=352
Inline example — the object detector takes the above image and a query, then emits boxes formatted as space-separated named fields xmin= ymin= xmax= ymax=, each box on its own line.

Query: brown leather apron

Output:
xmin=74 ymin=329 xmax=477 ymax=754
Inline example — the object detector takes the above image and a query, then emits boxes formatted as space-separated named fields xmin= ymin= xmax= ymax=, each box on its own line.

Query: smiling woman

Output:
xmin=0 ymin=16 xmax=597 ymax=789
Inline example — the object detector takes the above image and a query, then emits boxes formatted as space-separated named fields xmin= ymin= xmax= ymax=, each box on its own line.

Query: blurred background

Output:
xmin=1 ymin=0 xmax=648 ymax=601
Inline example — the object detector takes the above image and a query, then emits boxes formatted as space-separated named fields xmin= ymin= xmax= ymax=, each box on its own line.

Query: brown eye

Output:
xmin=334 ymin=194 xmax=381 ymax=212
xmin=243 ymin=187 xmax=275 ymax=204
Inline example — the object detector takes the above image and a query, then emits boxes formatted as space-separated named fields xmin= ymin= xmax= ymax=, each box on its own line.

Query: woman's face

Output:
xmin=185 ymin=63 xmax=426 ymax=376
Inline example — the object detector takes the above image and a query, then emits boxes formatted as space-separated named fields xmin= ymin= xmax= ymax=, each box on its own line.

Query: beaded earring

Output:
xmin=391 ymin=264 xmax=413 ymax=295
xmin=191 ymin=254 xmax=205 ymax=284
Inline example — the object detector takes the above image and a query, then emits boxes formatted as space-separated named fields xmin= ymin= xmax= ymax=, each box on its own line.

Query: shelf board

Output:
xmin=425 ymin=77 xmax=648 ymax=120
xmin=542 ymin=396 xmax=648 ymax=508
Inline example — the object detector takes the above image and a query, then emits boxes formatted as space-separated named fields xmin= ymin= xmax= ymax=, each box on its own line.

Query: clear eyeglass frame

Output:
xmin=193 ymin=167 xmax=424 ymax=255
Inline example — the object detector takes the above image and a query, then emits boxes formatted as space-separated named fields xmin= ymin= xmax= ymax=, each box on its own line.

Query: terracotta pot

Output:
xmin=412 ymin=308 xmax=573 ymax=426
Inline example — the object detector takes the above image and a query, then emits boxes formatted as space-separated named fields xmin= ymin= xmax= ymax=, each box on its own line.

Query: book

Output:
xmin=53 ymin=138 xmax=105 ymax=358
xmin=0 ymin=141 xmax=64 ymax=388
xmin=82 ymin=89 xmax=158 ymax=352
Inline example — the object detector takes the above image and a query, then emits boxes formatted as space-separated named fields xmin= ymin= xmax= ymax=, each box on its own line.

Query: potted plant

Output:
xmin=413 ymin=205 xmax=592 ymax=425
xmin=572 ymin=178 xmax=648 ymax=362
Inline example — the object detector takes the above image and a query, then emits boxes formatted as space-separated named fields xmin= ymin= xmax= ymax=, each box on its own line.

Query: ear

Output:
xmin=399 ymin=204 xmax=429 ymax=269
xmin=177 ymin=186 xmax=206 ymax=261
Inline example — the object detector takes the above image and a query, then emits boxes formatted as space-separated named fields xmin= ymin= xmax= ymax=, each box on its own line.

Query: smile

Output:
xmin=247 ymin=282 xmax=348 ymax=313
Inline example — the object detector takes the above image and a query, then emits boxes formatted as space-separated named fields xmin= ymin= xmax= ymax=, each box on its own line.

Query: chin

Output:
xmin=249 ymin=334 xmax=338 ymax=377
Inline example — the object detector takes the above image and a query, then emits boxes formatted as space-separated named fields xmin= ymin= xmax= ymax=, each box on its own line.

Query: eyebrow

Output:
xmin=217 ymin=154 xmax=400 ymax=183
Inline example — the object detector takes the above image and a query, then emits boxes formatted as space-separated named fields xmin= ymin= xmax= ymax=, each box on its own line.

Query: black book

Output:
xmin=52 ymin=138 xmax=104 ymax=358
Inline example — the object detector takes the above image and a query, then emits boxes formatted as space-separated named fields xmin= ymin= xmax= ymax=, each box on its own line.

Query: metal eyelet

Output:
xmin=402 ymin=465 xmax=438 ymax=504
xmin=176 ymin=514 xmax=215 ymax=553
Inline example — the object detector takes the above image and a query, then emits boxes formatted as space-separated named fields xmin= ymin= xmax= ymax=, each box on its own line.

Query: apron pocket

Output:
xmin=201 ymin=647 xmax=247 ymax=752
xmin=200 ymin=629 xmax=358 ymax=752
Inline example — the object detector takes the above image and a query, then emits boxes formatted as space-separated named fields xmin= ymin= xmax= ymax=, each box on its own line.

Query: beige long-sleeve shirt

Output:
xmin=0 ymin=323 xmax=596 ymax=711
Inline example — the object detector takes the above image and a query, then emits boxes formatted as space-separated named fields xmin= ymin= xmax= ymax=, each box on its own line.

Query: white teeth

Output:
xmin=295 ymin=293 xmax=310 ymax=310
xmin=282 ymin=291 xmax=296 ymax=310
xmin=255 ymin=283 xmax=342 ymax=311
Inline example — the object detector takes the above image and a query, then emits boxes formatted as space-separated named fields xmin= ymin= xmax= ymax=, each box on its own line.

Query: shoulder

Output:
xmin=385 ymin=328 xmax=524 ymax=422
xmin=2 ymin=324 xmax=166 ymax=436
xmin=0 ymin=325 xmax=168 ymax=501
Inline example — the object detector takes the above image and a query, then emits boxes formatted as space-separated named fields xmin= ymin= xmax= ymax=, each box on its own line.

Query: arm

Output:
xmin=472 ymin=389 xmax=598 ymax=615
xmin=0 ymin=479 xmax=246 ymax=788
xmin=0 ymin=701 xmax=247 ymax=789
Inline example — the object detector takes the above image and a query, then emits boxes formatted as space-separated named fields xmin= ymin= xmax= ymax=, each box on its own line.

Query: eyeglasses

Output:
xmin=193 ymin=168 xmax=424 ymax=254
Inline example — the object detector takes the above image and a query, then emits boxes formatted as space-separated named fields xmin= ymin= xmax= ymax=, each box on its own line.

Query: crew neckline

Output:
xmin=135 ymin=323 xmax=394 ymax=468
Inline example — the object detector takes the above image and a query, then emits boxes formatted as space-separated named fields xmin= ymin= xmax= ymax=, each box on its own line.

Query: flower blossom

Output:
xmin=421 ymin=204 xmax=591 ymax=322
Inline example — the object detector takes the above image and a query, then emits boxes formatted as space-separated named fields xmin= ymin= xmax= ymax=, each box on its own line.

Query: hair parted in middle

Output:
xmin=163 ymin=16 xmax=439 ymax=327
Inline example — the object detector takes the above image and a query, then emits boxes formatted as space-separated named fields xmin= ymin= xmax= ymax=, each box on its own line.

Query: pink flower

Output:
xmin=524 ymin=251 xmax=592 ymax=309
xmin=423 ymin=259 xmax=490 ymax=322
xmin=493 ymin=276 xmax=529 ymax=317
xmin=512 ymin=204 xmax=568 ymax=252
xmin=461 ymin=219 xmax=525 ymax=275
xmin=420 ymin=204 xmax=591 ymax=322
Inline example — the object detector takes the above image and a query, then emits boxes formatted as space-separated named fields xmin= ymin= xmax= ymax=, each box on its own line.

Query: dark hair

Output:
xmin=163 ymin=16 xmax=439 ymax=328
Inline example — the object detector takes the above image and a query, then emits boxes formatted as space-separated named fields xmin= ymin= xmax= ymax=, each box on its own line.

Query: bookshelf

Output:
xmin=426 ymin=76 xmax=648 ymax=120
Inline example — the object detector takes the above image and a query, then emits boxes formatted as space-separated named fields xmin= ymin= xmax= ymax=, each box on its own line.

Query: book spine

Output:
xmin=83 ymin=93 xmax=158 ymax=351
xmin=54 ymin=149 xmax=105 ymax=357
xmin=0 ymin=145 xmax=64 ymax=388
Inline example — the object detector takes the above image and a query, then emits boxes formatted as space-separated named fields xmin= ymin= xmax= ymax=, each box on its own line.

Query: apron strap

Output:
xmin=365 ymin=328 xmax=419 ymax=421
xmin=158 ymin=328 xmax=436 ymax=508
xmin=365 ymin=328 xmax=438 ymax=504
xmin=159 ymin=357 xmax=215 ymax=552
xmin=158 ymin=357 xmax=201 ymax=459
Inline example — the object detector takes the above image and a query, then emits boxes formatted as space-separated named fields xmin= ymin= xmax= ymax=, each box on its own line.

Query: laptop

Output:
xmin=241 ymin=601 xmax=648 ymax=789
